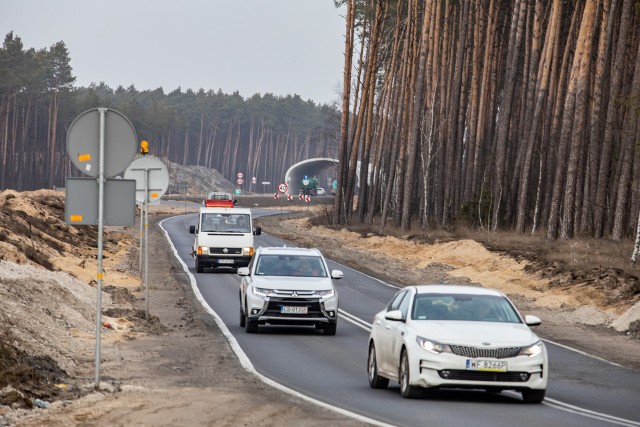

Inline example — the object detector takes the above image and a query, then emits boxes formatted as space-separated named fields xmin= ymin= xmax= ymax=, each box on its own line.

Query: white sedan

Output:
xmin=367 ymin=285 xmax=548 ymax=402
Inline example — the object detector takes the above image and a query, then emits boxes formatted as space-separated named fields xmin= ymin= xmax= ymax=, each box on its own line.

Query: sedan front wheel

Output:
xmin=368 ymin=343 xmax=389 ymax=389
xmin=399 ymin=349 xmax=421 ymax=398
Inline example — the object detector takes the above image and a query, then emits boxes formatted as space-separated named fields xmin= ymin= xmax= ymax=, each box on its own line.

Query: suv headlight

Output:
xmin=519 ymin=341 xmax=543 ymax=357
xmin=316 ymin=289 xmax=335 ymax=299
xmin=416 ymin=336 xmax=451 ymax=355
xmin=252 ymin=287 xmax=272 ymax=298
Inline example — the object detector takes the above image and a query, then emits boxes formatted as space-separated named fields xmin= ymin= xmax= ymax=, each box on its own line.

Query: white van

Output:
xmin=190 ymin=207 xmax=261 ymax=273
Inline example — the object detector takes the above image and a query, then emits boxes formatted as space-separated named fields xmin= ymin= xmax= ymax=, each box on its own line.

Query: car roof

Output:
xmin=413 ymin=284 xmax=505 ymax=297
xmin=257 ymin=246 xmax=323 ymax=257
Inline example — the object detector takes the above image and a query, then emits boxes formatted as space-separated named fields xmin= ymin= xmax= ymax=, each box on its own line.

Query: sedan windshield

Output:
xmin=411 ymin=294 xmax=521 ymax=323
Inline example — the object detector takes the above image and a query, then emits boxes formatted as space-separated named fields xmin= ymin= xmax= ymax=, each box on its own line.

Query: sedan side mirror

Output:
xmin=331 ymin=270 xmax=344 ymax=279
xmin=384 ymin=310 xmax=404 ymax=322
xmin=237 ymin=267 xmax=250 ymax=276
xmin=524 ymin=315 xmax=541 ymax=326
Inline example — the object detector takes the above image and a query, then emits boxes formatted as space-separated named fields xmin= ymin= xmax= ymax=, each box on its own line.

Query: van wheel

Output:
xmin=196 ymin=259 xmax=203 ymax=273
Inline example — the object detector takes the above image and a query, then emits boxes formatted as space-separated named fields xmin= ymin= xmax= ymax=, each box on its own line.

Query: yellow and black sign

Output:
xmin=140 ymin=140 xmax=149 ymax=155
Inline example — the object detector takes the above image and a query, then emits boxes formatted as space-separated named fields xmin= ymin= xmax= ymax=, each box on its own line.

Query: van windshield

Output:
xmin=201 ymin=213 xmax=250 ymax=233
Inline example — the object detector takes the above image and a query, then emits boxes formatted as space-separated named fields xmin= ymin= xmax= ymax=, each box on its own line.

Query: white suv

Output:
xmin=237 ymin=247 xmax=343 ymax=335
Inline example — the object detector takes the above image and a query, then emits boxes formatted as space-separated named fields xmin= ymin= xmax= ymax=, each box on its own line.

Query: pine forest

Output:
xmin=2 ymin=0 xmax=640 ymax=242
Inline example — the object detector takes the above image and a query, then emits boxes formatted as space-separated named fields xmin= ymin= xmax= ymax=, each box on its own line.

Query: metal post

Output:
xmin=144 ymin=169 xmax=150 ymax=321
xmin=139 ymin=202 xmax=143 ymax=277
xmin=94 ymin=108 xmax=106 ymax=389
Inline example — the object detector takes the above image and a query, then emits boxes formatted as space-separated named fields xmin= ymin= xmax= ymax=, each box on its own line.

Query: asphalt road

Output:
xmin=161 ymin=211 xmax=640 ymax=427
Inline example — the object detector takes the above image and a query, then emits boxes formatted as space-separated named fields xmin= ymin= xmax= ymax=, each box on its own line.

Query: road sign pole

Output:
xmin=139 ymin=205 xmax=143 ymax=277
xmin=65 ymin=107 xmax=138 ymax=391
xmin=94 ymin=107 xmax=106 ymax=389
xmin=144 ymin=169 xmax=150 ymax=321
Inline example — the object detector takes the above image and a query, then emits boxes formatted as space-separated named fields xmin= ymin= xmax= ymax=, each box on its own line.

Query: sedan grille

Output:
xmin=439 ymin=370 xmax=530 ymax=382
xmin=450 ymin=345 xmax=521 ymax=359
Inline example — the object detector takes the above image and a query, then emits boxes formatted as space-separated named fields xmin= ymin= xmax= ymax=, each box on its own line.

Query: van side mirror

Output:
xmin=190 ymin=225 xmax=196 ymax=234
xmin=233 ymin=199 xmax=238 ymax=205
xmin=254 ymin=226 xmax=262 ymax=236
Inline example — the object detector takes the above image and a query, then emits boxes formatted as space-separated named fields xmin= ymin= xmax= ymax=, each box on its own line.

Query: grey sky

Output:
xmin=1 ymin=0 xmax=347 ymax=106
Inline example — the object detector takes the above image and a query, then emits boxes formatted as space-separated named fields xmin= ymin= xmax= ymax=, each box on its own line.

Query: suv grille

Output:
xmin=450 ymin=345 xmax=521 ymax=359
xmin=265 ymin=297 xmax=323 ymax=318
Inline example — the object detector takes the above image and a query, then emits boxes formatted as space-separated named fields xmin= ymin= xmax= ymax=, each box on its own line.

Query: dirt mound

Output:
xmin=165 ymin=160 xmax=238 ymax=196
xmin=0 ymin=190 xmax=138 ymax=410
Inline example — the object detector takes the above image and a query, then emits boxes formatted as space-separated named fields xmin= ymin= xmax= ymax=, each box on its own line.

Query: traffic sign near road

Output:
xmin=67 ymin=108 xmax=137 ymax=178
xmin=278 ymin=183 xmax=288 ymax=193
xmin=123 ymin=156 xmax=169 ymax=203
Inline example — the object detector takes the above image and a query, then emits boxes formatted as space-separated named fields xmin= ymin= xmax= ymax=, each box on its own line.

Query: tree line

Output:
xmin=0 ymin=31 xmax=340 ymax=194
xmin=333 ymin=0 xmax=640 ymax=241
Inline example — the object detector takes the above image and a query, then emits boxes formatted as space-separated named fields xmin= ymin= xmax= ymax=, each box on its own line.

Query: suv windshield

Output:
xmin=255 ymin=255 xmax=327 ymax=277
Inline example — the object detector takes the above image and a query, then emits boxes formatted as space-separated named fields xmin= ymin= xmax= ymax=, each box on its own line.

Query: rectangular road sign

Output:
xmin=65 ymin=177 xmax=136 ymax=225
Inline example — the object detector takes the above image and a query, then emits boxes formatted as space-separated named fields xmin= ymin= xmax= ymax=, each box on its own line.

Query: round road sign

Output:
xmin=237 ymin=172 xmax=244 ymax=179
xmin=67 ymin=108 xmax=138 ymax=178
xmin=123 ymin=156 xmax=170 ymax=203
xmin=237 ymin=178 xmax=244 ymax=185
xmin=278 ymin=183 xmax=288 ymax=193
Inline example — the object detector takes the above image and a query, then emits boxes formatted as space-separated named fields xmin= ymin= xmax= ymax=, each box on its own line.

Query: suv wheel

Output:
xmin=239 ymin=307 xmax=246 ymax=327
xmin=322 ymin=323 xmax=337 ymax=336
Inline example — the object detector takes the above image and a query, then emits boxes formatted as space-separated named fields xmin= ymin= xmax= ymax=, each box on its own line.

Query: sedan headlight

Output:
xmin=416 ymin=336 xmax=451 ymax=355
xmin=252 ymin=287 xmax=272 ymax=298
xmin=316 ymin=289 xmax=335 ymax=299
xmin=519 ymin=341 xmax=543 ymax=357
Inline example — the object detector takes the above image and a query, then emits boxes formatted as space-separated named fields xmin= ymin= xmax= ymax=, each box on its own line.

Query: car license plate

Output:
xmin=218 ymin=259 xmax=234 ymax=264
xmin=466 ymin=359 xmax=507 ymax=372
xmin=281 ymin=306 xmax=308 ymax=314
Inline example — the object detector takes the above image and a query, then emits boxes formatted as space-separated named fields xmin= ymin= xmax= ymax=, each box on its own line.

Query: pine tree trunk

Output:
xmin=594 ymin=0 xmax=634 ymax=237
xmin=334 ymin=0 xmax=355 ymax=225
xmin=560 ymin=0 xmax=597 ymax=239
xmin=492 ymin=0 xmax=526 ymax=230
